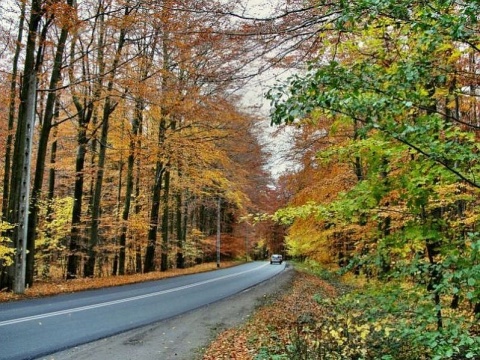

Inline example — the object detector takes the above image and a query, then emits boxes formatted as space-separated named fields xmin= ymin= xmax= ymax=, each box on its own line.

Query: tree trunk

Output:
xmin=134 ymin=149 xmax=143 ymax=274
xmin=84 ymin=97 xmax=114 ymax=277
xmin=144 ymin=3 xmax=173 ymax=273
xmin=1 ymin=1 xmax=25 ymax=218
xmin=353 ymin=119 xmax=364 ymax=181
xmin=5 ymin=0 xmax=43 ymax=293
xmin=67 ymin=123 xmax=89 ymax=279
xmin=144 ymin=163 xmax=164 ymax=273
xmin=41 ymin=105 xmax=59 ymax=278
xmin=84 ymin=6 xmax=128 ymax=277
xmin=118 ymin=99 xmax=142 ymax=275
xmin=160 ymin=170 xmax=171 ymax=271
xmin=176 ymin=191 xmax=185 ymax=269
xmin=112 ymin=153 xmax=124 ymax=276
xmin=48 ymin=103 xmax=59 ymax=201
xmin=66 ymin=27 xmax=96 ymax=279
xmin=26 ymin=10 xmax=71 ymax=286
xmin=0 ymin=0 xmax=26 ymax=291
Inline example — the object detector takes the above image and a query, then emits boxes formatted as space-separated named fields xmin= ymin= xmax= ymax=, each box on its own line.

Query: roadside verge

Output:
xmin=41 ymin=265 xmax=295 ymax=360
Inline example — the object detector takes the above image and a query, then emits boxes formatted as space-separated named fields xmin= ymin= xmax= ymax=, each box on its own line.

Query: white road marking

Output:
xmin=0 ymin=263 xmax=270 ymax=327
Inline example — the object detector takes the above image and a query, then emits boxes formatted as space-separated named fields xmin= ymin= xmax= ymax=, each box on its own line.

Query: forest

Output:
xmin=0 ymin=0 xmax=296 ymax=293
xmin=1 ymin=0 xmax=480 ymax=357
xmin=266 ymin=0 xmax=480 ymax=358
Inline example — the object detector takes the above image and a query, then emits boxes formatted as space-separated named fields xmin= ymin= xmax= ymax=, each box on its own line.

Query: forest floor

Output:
xmin=202 ymin=266 xmax=349 ymax=359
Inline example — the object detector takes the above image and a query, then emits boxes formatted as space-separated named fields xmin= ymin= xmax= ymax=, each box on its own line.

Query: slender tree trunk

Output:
xmin=144 ymin=84 xmax=167 ymax=274
xmin=118 ymin=100 xmax=142 ymax=275
xmin=144 ymin=162 xmax=164 ymax=273
xmin=26 ymin=9 xmax=72 ymax=286
xmin=112 ymin=155 xmax=124 ymax=276
xmin=134 ymin=151 xmax=143 ymax=273
xmin=144 ymin=3 xmax=173 ymax=273
xmin=160 ymin=170 xmax=171 ymax=271
xmin=353 ymin=119 xmax=363 ymax=181
xmin=41 ymin=103 xmax=60 ymax=279
xmin=176 ymin=191 xmax=185 ymax=269
xmin=0 ymin=1 xmax=26 ymax=290
xmin=5 ymin=0 xmax=43 ymax=293
xmin=67 ymin=123 xmax=89 ymax=279
xmin=47 ymin=102 xmax=60 ymax=201
xmin=84 ymin=97 xmax=115 ymax=277
xmin=84 ymin=5 xmax=129 ymax=277
xmin=66 ymin=28 xmax=95 ymax=278
xmin=426 ymin=240 xmax=443 ymax=330
xmin=2 ymin=2 xmax=25 ymax=218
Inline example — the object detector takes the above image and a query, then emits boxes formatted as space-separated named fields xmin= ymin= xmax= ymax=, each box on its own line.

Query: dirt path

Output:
xmin=39 ymin=266 xmax=295 ymax=360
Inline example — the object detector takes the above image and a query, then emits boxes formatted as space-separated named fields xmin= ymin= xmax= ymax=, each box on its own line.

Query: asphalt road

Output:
xmin=0 ymin=261 xmax=286 ymax=360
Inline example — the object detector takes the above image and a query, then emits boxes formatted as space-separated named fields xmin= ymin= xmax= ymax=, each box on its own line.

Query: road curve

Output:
xmin=0 ymin=261 xmax=285 ymax=360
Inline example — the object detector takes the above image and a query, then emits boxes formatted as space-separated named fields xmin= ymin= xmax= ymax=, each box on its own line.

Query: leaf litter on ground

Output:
xmin=202 ymin=270 xmax=342 ymax=360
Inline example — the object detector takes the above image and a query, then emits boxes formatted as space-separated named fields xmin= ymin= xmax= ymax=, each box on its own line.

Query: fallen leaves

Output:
xmin=202 ymin=271 xmax=341 ymax=359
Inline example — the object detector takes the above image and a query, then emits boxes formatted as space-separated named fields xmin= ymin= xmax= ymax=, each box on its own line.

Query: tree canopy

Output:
xmin=267 ymin=0 xmax=480 ymax=357
xmin=0 ymin=0 xmax=281 ymax=291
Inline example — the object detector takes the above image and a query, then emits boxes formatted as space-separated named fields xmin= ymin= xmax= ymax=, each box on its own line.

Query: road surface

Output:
xmin=0 ymin=261 xmax=286 ymax=360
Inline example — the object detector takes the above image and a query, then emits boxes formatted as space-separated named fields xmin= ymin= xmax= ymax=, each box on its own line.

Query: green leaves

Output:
xmin=263 ymin=1 xmax=480 ymax=359
xmin=268 ymin=0 xmax=480 ymax=188
xmin=268 ymin=0 xmax=480 ymax=356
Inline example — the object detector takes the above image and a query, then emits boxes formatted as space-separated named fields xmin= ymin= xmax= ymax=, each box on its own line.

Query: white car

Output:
xmin=270 ymin=254 xmax=283 ymax=264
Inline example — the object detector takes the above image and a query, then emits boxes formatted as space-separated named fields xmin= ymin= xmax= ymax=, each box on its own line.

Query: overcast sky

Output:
xmin=235 ymin=0 xmax=296 ymax=178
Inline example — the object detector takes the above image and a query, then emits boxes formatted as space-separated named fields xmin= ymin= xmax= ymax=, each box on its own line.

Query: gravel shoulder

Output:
xmin=40 ymin=265 xmax=295 ymax=360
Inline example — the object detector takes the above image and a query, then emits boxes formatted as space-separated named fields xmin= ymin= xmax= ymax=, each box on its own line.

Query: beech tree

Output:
xmin=0 ymin=0 xmax=281 ymax=290
xmin=26 ymin=0 xmax=76 ymax=287
xmin=4 ymin=0 xmax=43 ymax=293
xmin=0 ymin=1 xmax=25 ymax=289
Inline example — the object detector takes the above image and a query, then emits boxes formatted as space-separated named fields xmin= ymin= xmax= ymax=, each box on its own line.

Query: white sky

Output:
xmin=235 ymin=0 xmax=297 ymax=179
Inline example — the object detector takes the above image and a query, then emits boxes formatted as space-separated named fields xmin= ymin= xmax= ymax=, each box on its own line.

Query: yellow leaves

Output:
xmin=0 ymin=238 xmax=14 ymax=267
xmin=383 ymin=326 xmax=395 ymax=337
xmin=283 ymin=213 xmax=334 ymax=261
xmin=0 ymin=220 xmax=14 ymax=267
xmin=458 ymin=209 xmax=480 ymax=227
xmin=429 ymin=183 xmax=477 ymax=213
xmin=324 ymin=322 xmax=370 ymax=351
xmin=328 ymin=328 xmax=343 ymax=343
xmin=356 ymin=323 xmax=371 ymax=340
xmin=434 ymin=42 xmax=463 ymax=65
xmin=203 ymin=271 xmax=339 ymax=359
xmin=433 ymin=86 xmax=450 ymax=100
xmin=36 ymin=197 xmax=74 ymax=253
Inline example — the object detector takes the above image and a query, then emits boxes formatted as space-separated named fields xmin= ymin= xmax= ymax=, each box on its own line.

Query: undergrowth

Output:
xmin=203 ymin=261 xmax=480 ymax=360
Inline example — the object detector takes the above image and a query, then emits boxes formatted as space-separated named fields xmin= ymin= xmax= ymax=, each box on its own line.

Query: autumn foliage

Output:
xmin=266 ymin=0 xmax=480 ymax=358
xmin=0 ymin=0 xmax=280 ymax=291
xmin=203 ymin=269 xmax=339 ymax=360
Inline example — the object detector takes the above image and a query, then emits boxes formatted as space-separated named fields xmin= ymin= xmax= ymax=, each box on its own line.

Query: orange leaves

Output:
xmin=202 ymin=271 xmax=340 ymax=359
xmin=44 ymin=2 xmax=80 ymax=32
xmin=202 ymin=331 xmax=253 ymax=360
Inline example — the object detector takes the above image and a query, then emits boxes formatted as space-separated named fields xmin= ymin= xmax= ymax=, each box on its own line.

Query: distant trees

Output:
xmin=0 ymin=0 xmax=276 ymax=292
